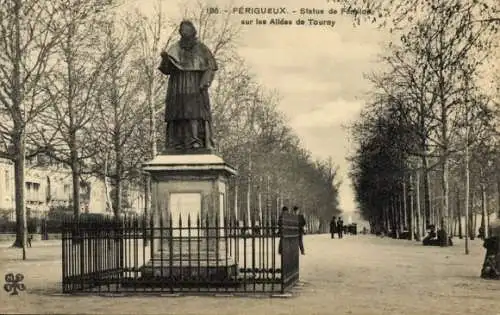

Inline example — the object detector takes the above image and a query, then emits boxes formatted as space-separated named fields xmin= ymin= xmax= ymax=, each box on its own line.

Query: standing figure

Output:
xmin=481 ymin=219 xmax=500 ymax=279
xmin=330 ymin=216 xmax=336 ymax=239
xmin=337 ymin=217 xmax=344 ymax=239
xmin=278 ymin=206 xmax=288 ymax=255
xmin=294 ymin=206 xmax=306 ymax=255
xmin=159 ymin=20 xmax=218 ymax=151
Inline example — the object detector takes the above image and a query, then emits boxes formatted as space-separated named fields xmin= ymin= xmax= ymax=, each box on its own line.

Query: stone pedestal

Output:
xmin=140 ymin=154 xmax=238 ymax=283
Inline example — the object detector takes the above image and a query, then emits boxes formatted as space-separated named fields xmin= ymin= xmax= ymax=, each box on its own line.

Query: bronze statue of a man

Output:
xmin=159 ymin=20 xmax=218 ymax=151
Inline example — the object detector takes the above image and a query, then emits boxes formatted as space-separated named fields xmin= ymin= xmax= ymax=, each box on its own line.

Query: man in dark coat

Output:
xmin=337 ymin=217 xmax=344 ymax=239
xmin=330 ymin=216 xmax=336 ymax=239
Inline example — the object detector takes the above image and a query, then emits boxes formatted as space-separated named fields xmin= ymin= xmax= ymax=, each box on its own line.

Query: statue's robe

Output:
xmin=159 ymin=40 xmax=217 ymax=122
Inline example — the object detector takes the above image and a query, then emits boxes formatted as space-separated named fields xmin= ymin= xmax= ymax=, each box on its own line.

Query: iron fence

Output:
xmin=61 ymin=212 xmax=300 ymax=295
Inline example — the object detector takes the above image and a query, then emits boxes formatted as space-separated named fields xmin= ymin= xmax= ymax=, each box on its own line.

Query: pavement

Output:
xmin=0 ymin=234 xmax=498 ymax=315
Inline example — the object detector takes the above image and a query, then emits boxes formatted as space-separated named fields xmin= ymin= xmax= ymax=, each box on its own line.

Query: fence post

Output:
xmin=79 ymin=216 xmax=84 ymax=291
xmin=280 ymin=213 xmax=284 ymax=294
xmin=61 ymin=216 xmax=66 ymax=292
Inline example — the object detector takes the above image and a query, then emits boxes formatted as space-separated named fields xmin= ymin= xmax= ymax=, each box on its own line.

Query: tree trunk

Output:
xmin=487 ymin=209 xmax=491 ymax=236
xmin=452 ymin=212 xmax=455 ymax=237
xmin=148 ymin=85 xmax=157 ymax=157
xmin=397 ymin=196 xmax=402 ymax=236
xmin=440 ymin=156 xmax=449 ymax=247
xmin=481 ymin=184 xmax=488 ymax=239
xmin=114 ymin=176 xmax=122 ymax=217
xmin=390 ymin=198 xmax=395 ymax=237
xmin=429 ymin=176 xmax=435 ymax=226
xmin=423 ymin=156 xmax=431 ymax=228
xmin=393 ymin=196 xmax=399 ymax=237
xmin=384 ymin=205 xmax=389 ymax=234
xmin=71 ymin=165 xmax=80 ymax=217
xmin=457 ymin=187 xmax=462 ymax=238
xmin=394 ymin=197 xmax=399 ymax=237
xmin=453 ymin=216 xmax=457 ymax=236
xmin=402 ymin=186 xmax=407 ymax=231
xmin=11 ymin=133 xmax=27 ymax=258
xmin=234 ymin=183 xmax=239 ymax=221
xmin=103 ymin=155 xmax=113 ymax=212
xmin=465 ymin=144 xmax=470 ymax=254
xmin=70 ymin=143 xmax=80 ymax=217
xmin=469 ymin=193 xmax=476 ymax=240
xmin=468 ymin=190 xmax=473 ymax=239
xmin=144 ymin=81 xmax=157 ymax=243
xmin=408 ymin=175 xmax=413 ymax=240
xmin=114 ymin=133 xmax=123 ymax=217
xmin=143 ymin=174 xmax=150 ymax=245
xmin=474 ymin=213 xmax=478 ymax=237
xmin=497 ymin=176 xmax=500 ymax=219
xmin=468 ymin=211 xmax=474 ymax=240
xmin=415 ymin=171 xmax=421 ymax=241
xmin=10 ymin=0 xmax=27 ymax=259
xmin=247 ymin=158 xmax=252 ymax=224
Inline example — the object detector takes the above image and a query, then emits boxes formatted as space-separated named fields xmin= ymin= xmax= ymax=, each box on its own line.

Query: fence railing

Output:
xmin=61 ymin=212 xmax=300 ymax=295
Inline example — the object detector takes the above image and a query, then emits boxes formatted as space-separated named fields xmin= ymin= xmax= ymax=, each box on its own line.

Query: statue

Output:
xmin=158 ymin=20 xmax=218 ymax=152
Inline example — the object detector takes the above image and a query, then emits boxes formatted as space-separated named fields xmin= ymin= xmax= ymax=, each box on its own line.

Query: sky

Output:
xmin=126 ymin=0 xmax=392 ymax=215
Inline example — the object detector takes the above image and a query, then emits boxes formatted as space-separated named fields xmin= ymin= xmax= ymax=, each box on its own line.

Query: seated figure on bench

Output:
xmin=423 ymin=225 xmax=438 ymax=246
xmin=423 ymin=225 xmax=453 ymax=246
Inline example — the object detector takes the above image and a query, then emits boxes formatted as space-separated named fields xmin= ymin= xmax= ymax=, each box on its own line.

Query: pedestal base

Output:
xmin=141 ymin=154 xmax=238 ymax=286
xmin=140 ymin=241 xmax=237 ymax=283
xmin=141 ymin=263 xmax=238 ymax=283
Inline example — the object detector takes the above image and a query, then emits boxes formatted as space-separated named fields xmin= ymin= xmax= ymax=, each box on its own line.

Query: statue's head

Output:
xmin=179 ymin=20 xmax=197 ymax=39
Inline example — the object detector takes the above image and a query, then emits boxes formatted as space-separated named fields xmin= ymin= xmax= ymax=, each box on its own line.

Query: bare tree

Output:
xmin=388 ymin=2 xmax=492 ymax=242
xmin=125 ymin=3 xmax=177 ymax=225
xmin=36 ymin=0 xmax=115 ymax=217
xmin=91 ymin=16 xmax=147 ymax=217
xmin=0 ymin=0 xmax=62 ymax=252
xmin=344 ymin=0 xmax=499 ymax=30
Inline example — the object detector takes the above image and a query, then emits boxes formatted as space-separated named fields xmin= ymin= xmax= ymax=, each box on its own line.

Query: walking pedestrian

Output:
xmin=27 ymin=234 xmax=33 ymax=247
xmin=330 ymin=216 xmax=336 ymax=239
xmin=293 ymin=206 xmax=306 ymax=255
xmin=337 ymin=217 xmax=344 ymax=239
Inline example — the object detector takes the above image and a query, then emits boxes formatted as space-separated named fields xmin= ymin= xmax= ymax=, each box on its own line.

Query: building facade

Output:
xmin=0 ymin=157 xmax=145 ymax=221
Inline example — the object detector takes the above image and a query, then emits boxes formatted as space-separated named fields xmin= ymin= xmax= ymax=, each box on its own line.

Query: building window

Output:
xmin=26 ymin=182 xmax=31 ymax=199
xmin=33 ymin=183 xmax=40 ymax=201
xmin=5 ymin=170 xmax=9 ymax=190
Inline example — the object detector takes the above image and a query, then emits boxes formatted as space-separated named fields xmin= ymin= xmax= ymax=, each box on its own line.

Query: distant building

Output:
xmin=0 ymin=155 xmax=145 ymax=221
